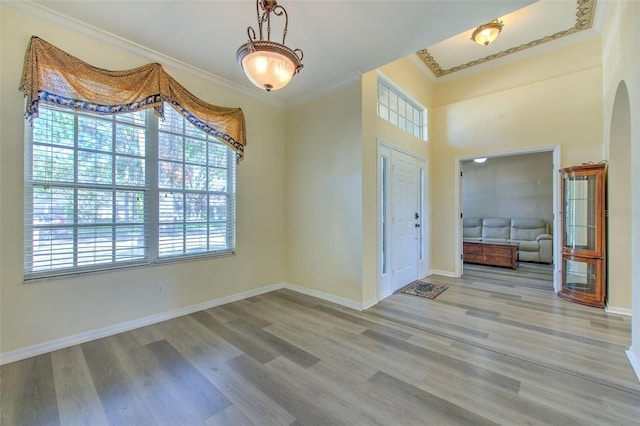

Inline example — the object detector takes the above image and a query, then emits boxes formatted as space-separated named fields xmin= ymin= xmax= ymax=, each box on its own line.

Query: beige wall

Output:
xmin=0 ymin=8 xmax=286 ymax=356
xmin=361 ymin=58 xmax=433 ymax=303
xmin=284 ymin=83 xmax=363 ymax=303
xmin=283 ymin=56 xmax=434 ymax=306
xmin=462 ymin=152 xmax=554 ymax=225
xmin=430 ymin=39 xmax=603 ymax=276
xmin=283 ymin=55 xmax=434 ymax=306
xmin=433 ymin=37 xmax=603 ymax=108
xmin=600 ymin=0 xmax=640 ymax=374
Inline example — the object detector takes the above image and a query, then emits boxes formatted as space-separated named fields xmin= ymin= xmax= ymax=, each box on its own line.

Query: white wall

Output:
xmin=462 ymin=152 xmax=554 ymax=225
xmin=0 ymin=8 xmax=286 ymax=359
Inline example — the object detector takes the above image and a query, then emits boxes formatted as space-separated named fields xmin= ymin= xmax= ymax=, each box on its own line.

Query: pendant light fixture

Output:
xmin=236 ymin=0 xmax=304 ymax=92
xmin=471 ymin=19 xmax=504 ymax=46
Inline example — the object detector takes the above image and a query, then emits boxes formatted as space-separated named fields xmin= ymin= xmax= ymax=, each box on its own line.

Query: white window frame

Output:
xmin=377 ymin=73 xmax=427 ymax=141
xmin=24 ymin=104 xmax=236 ymax=280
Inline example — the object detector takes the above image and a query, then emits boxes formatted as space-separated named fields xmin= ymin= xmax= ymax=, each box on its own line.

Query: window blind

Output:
xmin=157 ymin=106 xmax=236 ymax=259
xmin=25 ymin=103 xmax=235 ymax=279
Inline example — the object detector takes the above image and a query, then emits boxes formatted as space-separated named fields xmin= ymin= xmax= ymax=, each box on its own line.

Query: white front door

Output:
xmin=391 ymin=150 xmax=419 ymax=291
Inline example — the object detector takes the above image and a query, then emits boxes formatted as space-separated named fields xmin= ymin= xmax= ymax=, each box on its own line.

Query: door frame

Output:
xmin=377 ymin=140 xmax=429 ymax=300
xmin=454 ymin=145 xmax=561 ymax=291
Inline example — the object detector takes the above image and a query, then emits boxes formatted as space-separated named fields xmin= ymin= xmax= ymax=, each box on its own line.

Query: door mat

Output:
xmin=398 ymin=280 xmax=449 ymax=299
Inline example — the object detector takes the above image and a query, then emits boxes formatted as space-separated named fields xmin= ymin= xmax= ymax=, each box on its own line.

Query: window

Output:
xmin=25 ymin=104 xmax=236 ymax=279
xmin=157 ymin=107 xmax=235 ymax=258
xmin=377 ymin=78 xmax=426 ymax=140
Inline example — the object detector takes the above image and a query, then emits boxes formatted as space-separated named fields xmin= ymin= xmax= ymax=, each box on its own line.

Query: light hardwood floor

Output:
xmin=2 ymin=265 xmax=639 ymax=425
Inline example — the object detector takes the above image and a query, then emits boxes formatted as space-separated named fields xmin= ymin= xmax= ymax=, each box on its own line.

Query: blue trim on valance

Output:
xmin=166 ymin=100 xmax=245 ymax=159
xmin=28 ymin=90 xmax=163 ymax=119
xmin=29 ymin=91 xmax=244 ymax=162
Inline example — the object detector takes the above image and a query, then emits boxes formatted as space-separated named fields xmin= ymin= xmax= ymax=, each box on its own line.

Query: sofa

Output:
xmin=463 ymin=217 xmax=553 ymax=264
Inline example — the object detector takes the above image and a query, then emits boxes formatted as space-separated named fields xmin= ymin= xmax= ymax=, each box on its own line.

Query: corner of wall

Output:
xmin=626 ymin=347 xmax=640 ymax=383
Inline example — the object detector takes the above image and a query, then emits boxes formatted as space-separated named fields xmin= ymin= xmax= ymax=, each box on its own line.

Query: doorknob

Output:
xmin=415 ymin=212 xmax=420 ymax=219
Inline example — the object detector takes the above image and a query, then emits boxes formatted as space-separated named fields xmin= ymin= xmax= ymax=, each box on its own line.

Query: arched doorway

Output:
xmin=608 ymin=82 xmax=632 ymax=312
xmin=608 ymin=81 xmax=639 ymax=380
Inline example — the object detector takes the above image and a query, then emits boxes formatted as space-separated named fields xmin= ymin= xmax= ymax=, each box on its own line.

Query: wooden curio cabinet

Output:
xmin=559 ymin=163 xmax=606 ymax=308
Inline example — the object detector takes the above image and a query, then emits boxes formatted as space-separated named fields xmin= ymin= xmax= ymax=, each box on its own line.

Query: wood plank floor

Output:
xmin=2 ymin=266 xmax=639 ymax=425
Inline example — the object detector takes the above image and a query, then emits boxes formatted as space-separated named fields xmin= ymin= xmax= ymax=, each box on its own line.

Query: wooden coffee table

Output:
xmin=463 ymin=240 xmax=519 ymax=269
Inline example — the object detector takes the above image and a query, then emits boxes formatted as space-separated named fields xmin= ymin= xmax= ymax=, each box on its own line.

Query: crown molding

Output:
xmin=4 ymin=0 xmax=285 ymax=109
xmin=416 ymin=0 xmax=598 ymax=78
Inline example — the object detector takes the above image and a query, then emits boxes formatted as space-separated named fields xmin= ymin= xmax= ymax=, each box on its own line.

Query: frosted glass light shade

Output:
xmin=471 ymin=20 xmax=503 ymax=46
xmin=237 ymin=41 xmax=302 ymax=91
xmin=241 ymin=50 xmax=295 ymax=91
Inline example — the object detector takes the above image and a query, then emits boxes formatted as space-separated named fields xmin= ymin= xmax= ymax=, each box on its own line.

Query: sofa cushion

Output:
xmin=482 ymin=218 xmax=510 ymax=240
xmin=512 ymin=240 xmax=540 ymax=252
xmin=463 ymin=217 xmax=482 ymax=239
xmin=518 ymin=251 xmax=540 ymax=262
xmin=510 ymin=218 xmax=547 ymax=242
xmin=463 ymin=217 xmax=482 ymax=227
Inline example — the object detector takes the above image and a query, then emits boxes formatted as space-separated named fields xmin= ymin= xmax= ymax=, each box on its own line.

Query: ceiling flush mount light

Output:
xmin=236 ymin=0 xmax=304 ymax=92
xmin=471 ymin=19 xmax=504 ymax=46
xmin=473 ymin=158 xmax=488 ymax=163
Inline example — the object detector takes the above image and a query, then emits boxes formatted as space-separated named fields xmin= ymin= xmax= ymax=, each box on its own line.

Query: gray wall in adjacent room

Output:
xmin=462 ymin=152 xmax=554 ymax=229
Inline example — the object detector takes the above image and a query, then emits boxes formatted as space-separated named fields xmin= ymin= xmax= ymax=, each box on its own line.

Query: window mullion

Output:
xmin=111 ymin=116 xmax=117 ymax=264
xmin=24 ymin=121 xmax=35 ymax=272
xmin=182 ymin=135 xmax=187 ymax=254
xmin=73 ymin=113 xmax=79 ymax=268
xmin=147 ymin=111 xmax=159 ymax=263
xmin=227 ymin=147 xmax=235 ymax=251
xmin=206 ymin=141 xmax=210 ymax=251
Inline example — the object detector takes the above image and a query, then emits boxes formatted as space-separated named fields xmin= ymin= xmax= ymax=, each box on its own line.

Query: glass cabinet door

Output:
xmin=562 ymin=257 xmax=597 ymax=295
xmin=559 ymin=163 xmax=606 ymax=308
xmin=560 ymin=255 xmax=603 ymax=307
xmin=564 ymin=174 xmax=597 ymax=251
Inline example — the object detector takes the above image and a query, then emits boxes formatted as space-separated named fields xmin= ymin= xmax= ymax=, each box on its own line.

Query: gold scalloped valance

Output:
xmin=19 ymin=36 xmax=246 ymax=161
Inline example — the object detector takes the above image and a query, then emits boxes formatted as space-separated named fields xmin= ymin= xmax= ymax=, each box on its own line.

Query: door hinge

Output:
xmin=460 ymin=212 xmax=463 ymax=218
xmin=461 ymin=254 xmax=464 ymax=259
xmin=460 ymin=171 xmax=463 ymax=177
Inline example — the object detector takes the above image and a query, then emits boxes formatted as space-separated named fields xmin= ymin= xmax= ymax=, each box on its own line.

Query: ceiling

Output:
xmin=419 ymin=0 xmax=599 ymax=79
xmin=5 ymin=0 xmax=602 ymax=107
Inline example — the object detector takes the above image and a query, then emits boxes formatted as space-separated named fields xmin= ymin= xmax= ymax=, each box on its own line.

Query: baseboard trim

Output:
xmin=605 ymin=305 xmax=632 ymax=316
xmin=626 ymin=347 xmax=640 ymax=383
xmin=0 ymin=282 xmax=285 ymax=366
xmin=429 ymin=269 xmax=457 ymax=278
xmin=1 ymin=282 xmax=379 ymax=364
xmin=362 ymin=297 xmax=380 ymax=310
xmin=283 ymin=282 xmax=366 ymax=311
xmin=377 ymin=290 xmax=394 ymax=302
